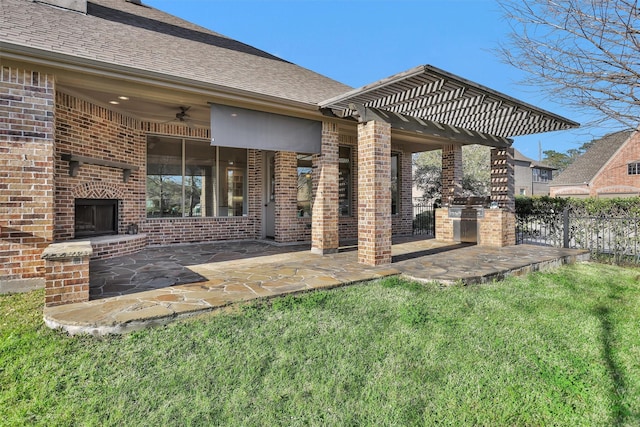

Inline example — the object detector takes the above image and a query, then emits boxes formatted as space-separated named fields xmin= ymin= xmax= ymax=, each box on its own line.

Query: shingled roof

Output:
xmin=551 ymin=130 xmax=634 ymax=186
xmin=1 ymin=0 xmax=352 ymax=105
xmin=513 ymin=149 xmax=556 ymax=170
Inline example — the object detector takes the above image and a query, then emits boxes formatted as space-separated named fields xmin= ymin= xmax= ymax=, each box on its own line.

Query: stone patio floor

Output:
xmin=43 ymin=237 xmax=590 ymax=335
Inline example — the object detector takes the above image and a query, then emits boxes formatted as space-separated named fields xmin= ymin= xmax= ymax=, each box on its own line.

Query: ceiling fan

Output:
xmin=174 ymin=106 xmax=191 ymax=123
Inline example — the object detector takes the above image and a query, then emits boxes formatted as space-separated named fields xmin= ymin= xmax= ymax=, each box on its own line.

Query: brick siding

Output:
xmin=357 ymin=121 xmax=392 ymax=265
xmin=491 ymin=147 xmax=515 ymax=212
xmin=591 ymin=131 xmax=640 ymax=197
xmin=442 ymin=144 xmax=462 ymax=204
xmin=0 ymin=66 xmax=55 ymax=287
xmin=274 ymin=151 xmax=310 ymax=242
xmin=311 ymin=121 xmax=339 ymax=253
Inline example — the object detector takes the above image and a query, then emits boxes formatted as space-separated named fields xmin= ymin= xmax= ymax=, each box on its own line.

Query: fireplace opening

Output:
xmin=74 ymin=198 xmax=119 ymax=238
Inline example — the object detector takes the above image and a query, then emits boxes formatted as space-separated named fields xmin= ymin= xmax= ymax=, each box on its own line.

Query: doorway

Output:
xmin=264 ymin=151 xmax=276 ymax=238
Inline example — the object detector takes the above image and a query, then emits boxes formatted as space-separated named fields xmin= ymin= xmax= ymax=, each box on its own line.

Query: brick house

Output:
xmin=514 ymin=149 xmax=556 ymax=196
xmin=549 ymin=129 xmax=640 ymax=198
xmin=1 ymin=0 xmax=578 ymax=296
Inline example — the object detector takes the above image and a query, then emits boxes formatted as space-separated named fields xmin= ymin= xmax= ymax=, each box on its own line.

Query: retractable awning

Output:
xmin=319 ymin=64 xmax=579 ymax=138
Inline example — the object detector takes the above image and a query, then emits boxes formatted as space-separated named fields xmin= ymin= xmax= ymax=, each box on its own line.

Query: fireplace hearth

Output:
xmin=74 ymin=198 xmax=118 ymax=238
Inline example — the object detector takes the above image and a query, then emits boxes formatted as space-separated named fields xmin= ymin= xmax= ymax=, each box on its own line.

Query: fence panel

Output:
xmin=413 ymin=201 xmax=435 ymax=237
xmin=516 ymin=209 xmax=640 ymax=264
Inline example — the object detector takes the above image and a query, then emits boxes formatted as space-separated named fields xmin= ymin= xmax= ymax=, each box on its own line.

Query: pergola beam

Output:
xmin=337 ymin=105 xmax=512 ymax=149
xmin=319 ymin=64 xmax=579 ymax=138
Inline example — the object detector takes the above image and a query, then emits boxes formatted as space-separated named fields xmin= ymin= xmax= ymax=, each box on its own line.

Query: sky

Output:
xmin=144 ymin=0 xmax=618 ymax=160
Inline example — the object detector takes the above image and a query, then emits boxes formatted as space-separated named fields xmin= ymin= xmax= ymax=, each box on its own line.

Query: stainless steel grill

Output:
xmin=448 ymin=196 xmax=490 ymax=243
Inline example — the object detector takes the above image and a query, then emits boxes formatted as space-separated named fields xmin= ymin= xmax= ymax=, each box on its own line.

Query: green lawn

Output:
xmin=1 ymin=262 xmax=639 ymax=426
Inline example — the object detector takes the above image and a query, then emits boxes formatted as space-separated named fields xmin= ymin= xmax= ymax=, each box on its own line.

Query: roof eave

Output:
xmin=1 ymin=41 xmax=321 ymax=115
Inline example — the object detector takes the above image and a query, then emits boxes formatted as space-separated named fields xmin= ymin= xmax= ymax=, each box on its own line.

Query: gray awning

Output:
xmin=319 ymin=65 xmax=579 ymax=138
xmin=210 ymin=104 xmax=321 ymax=153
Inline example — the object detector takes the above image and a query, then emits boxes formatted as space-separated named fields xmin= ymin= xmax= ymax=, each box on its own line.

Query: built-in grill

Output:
xmin=448 ymin=196 xmax=490 ymax=243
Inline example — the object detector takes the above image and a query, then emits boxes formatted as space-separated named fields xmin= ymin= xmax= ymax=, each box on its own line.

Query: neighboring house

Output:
xmin=513 ymin=149 xmax=556 ymax=196
xmin=549 ymin=130 xmax=640 ymax=198
xmin=1 ymin=0 xmax=578 ymax=295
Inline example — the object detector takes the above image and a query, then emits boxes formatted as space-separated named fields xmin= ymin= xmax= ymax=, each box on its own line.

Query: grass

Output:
xmin=1 ymin=262 xmax=640 ymax=426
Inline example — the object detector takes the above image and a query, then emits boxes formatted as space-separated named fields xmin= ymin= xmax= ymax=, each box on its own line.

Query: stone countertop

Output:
xmin=42 ymin=241 xmax=93 ymax=260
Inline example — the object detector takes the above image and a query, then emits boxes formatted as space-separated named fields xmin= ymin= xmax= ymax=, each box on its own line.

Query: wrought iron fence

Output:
xmin=413 ymin=200 xmax=436 ymax=236
xmin=516 ymin=208 xmax=640 ymax=264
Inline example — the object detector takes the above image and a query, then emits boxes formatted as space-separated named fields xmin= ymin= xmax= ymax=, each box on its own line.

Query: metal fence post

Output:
xmin=563 ymin=207 xmax=570 ymax=248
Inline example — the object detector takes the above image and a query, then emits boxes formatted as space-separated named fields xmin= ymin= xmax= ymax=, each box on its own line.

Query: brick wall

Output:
xmin=42 ymin=241 xmax=91 ymax=307
xmin=442 ymin=144 xmax=462 ymax=205
xmin=491 ymin=147 xmax=515 ymax=212
xmin=142 ymin=148 xmax=262 ymax=245
xmin=334 ymin=136 xmax=413 ymax=242
xmin=358 ymin=121 xmax=392 ymax=265
xmin=274 ymin=151 xmax=311 ymax=243
xmin=435 ymin=208 xmax=454 ymax=242
xmin=338 ymin=134 xmax=358 ymax=240
xmin=55 ymin=92 xmax=262 ymax=246
xmin=54 ymin=92 xmax=146 ymax=240
xmin=311 ymin=121 xmax=339 ymax=253
xmin=0 ymin=66 xmax=55 ymax=290
xmin=591 ymin=131 xmax=640 ymax=197
xmin=90 ymin=234 xmax=148 ymax=260
xmin=392 ymin=145 xmax=414 ymax=237
xmin=478 ymin=209 xmax=516 ymax=247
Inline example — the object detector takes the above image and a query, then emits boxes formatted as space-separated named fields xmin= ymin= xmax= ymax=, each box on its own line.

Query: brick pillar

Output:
xmin=311 ymin=122 xmax=339 ymax=254
xmin=435 ymin=207 xmax=454 ymax=242
xmin=393 ymin=148 xmax=414 ymax=236
xmin=442 ymin=144 xmax=463 ymax=205
xmin=0 ymin=66 xmax=55 ymax=293
xmin=478 ymin=209 xmax=516 ymax=247
xmin=358 ymin=121 xmax=392 ymax=265
xmin=274 ymin=151 xmax=297 ymax=243
xmin=42 ymin=241 xmax=92 ymax=307
xmin=491 ymin=147 xmax=515 ymax=212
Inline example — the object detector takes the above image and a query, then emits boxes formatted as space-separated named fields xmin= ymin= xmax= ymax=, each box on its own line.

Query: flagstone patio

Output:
xmin=43 ymin=238 xmax=589 ymax=335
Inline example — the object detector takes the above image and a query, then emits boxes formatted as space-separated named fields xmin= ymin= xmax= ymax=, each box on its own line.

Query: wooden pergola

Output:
xmin=319 ymin=64 xmax=578 ymax=140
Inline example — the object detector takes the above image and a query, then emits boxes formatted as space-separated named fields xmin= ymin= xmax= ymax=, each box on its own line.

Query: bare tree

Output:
xmin=498 ymin=0 xmax=640 ymax=129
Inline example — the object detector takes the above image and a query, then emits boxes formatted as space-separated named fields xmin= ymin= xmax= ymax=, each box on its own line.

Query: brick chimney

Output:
xmin=35 ymin=0 xmax=87 ymax=13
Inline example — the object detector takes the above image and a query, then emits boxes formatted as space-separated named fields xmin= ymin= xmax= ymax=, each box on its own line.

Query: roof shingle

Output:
xmin=1 ymin=0 xmax=352 ymax=105
xmin=551 ymin=130 xmax=634 ymax=185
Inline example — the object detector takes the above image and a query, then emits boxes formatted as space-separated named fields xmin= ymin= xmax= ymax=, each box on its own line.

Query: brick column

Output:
xmin=435 ymin=207 xmax=454 ymax=242
xmin=42 ymin=241 xmax=92 ymax=307
xmin=311 ymin=122 xmax=339 ymax=254
xmin=274 ymin=151 xmax=297 ymax=243
xmin=0 ymin=66 xmax=55 ymax=293
xmin=442 ymin=144 xmax=463 ymax=205
xmin=358 ymin=121 xmax=392 ymax=265
xmin=491 ymin=147 xmax=515 ymax=212
xmin=478 ymin=209 xmax=516 ymax=247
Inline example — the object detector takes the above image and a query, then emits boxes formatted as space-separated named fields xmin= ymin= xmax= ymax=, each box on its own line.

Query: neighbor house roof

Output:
xmin=513 ymin=149 xmax=556 ymax=170
xmin=551 ymin=130 xmax=634 ymax=186
xmin=1 ymin=0 xmax=351 ymax=105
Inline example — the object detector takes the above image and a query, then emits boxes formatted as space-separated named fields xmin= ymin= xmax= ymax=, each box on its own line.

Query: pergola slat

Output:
xmin=319 ymin=64 xmax=579 ymax=138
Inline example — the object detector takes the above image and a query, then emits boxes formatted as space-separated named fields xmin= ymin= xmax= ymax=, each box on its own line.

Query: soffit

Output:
xmin=320 ymin=65 xmax=579 ymax=138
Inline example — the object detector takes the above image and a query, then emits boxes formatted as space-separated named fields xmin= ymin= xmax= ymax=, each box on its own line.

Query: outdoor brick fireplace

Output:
xmin=74 ymin=198 xmax=119 ymax=238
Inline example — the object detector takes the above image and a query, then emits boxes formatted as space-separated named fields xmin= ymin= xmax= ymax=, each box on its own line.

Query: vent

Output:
xmin=34 ymin=0 xmax=87 ymax=13
xmin=126 ymin=0 xmax=143 ymax=5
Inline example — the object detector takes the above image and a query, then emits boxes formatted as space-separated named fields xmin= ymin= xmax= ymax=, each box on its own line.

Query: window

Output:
xmin=339 ymin=146 xmax=352 ymax=216
xmin=628 ymin=162 xmax=640 ymax=175
xmin=297 ymin=154 xmax=313 ymax=217
xmin=391 ymin=153 xmax=399 ymax=215
xmin=146 ymin=136 xmax=247 ymax=218
xmin=532 ymin=168 xmax=552 ymax=183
